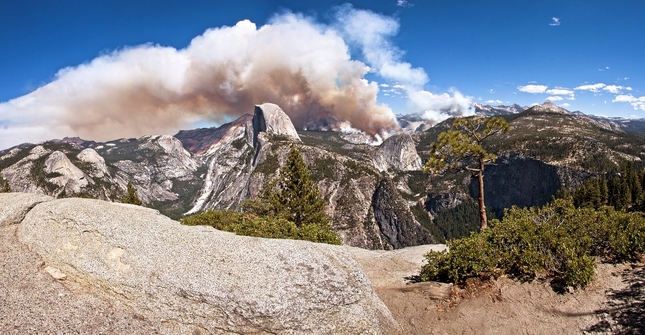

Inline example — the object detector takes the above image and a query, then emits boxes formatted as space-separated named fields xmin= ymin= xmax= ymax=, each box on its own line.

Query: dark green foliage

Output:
xmin=29 ymin=157 xmax=59 ymax=193
xmin=309 ymin=157 xmax=338 ymax=182
xmin=231 ymin=138 xmax=248 ymax=150
xmin=260 ymin=146 xmax=329 ymax=227
xmin=181 ymin=209 xmax=342 ymax=244
xmin=121 ymin=182 xmax=142 ymax=205
xmin=343 ymin=160 xmax=376 ymax=180
xmin=405 ymin=171 xmax=430 ymax=196
xmin=561 ymin=162 xmax=645 ymax=212
xmin=431 ymin=199 xmax=496 ymax=242
xmin=253 ymin=153 xmax=280 ymax=176
xmin=235 ymin=145 xmax=341 ymax=244
xmin=0 ymin=145 xmax=36 ymax=171
xmin=410 ymin=205 xmax=444 ymax=242
xmin=0 ymin=174 xmax=10 ymax=193
xmin=420 ymin=199 xmax=645 ymax=288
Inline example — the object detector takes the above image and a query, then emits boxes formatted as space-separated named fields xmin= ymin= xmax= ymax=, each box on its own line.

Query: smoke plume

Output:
xmin=0 ymin=6 xmax=472 ymax=149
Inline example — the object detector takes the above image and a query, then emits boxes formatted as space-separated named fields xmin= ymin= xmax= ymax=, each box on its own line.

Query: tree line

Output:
xmin=560 ymin=162 xmax=645 ymax=212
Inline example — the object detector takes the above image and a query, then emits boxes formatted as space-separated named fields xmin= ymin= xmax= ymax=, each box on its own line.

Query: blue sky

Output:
xmin=1 ymin=0 xmax=644 ymax=148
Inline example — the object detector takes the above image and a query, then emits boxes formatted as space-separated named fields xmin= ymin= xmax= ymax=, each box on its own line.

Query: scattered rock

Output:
xmin=43 ymin=266 xmax=67 ymax=280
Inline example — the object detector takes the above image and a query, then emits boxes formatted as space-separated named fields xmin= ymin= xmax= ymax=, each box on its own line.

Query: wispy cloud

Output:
xmin=486 ymin=99 xmax=503 ymax=104
xmin=561 ymin=103 xmax=570 ymax=107
xmin=575 ymin=83 xmax=606 ymax=93
xmin=613 ymin=94 xmax=645 ymax=111
xmin=518 ymin=84 xmax=548 ymax=94
xmin=574 ymin=83 xmax=631 ymax=94
xmin=598 ymin=66 xmax=610 ymax=71
xmin=396 ymin=0 xmax=413 ymax=7
xmin=547 ymin=96 xmax=563 ymax=101
xmin=549 ymin=17 xmax=560 ymax=26
xmin=604 ymin=85 xmax=630 ymax=94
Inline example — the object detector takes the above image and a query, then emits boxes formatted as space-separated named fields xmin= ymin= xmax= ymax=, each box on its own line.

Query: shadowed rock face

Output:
xmin=468 ymin=153 xmax=578 ymax=217
xmin=15 ymin=195 xmax=397 ymax=334
xmin=372 ymin=179 xmax=435 ymax=249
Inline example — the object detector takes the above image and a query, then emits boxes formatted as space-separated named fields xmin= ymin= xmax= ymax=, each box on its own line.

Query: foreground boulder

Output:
xmin=17 ymin=196 xmax=397 ymax=334
xmin=0 ymin=193 xmax=52 ymax=226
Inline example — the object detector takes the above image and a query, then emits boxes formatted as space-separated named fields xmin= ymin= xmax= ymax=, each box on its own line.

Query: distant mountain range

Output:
xmin=3 ymin=100 xmax=645 ymax=247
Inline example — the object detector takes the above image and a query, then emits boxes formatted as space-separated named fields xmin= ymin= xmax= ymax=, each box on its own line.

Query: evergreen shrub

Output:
xmin=420 ymin=198 xmax=645 ymax=288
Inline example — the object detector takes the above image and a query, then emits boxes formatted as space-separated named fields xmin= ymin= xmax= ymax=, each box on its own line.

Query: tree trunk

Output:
xmin=477 ymin=158 xmax=487 ymax=230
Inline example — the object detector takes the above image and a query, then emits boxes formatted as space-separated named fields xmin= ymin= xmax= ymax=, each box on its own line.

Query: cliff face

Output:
xmin=0 ymin=103 xmax=435 ymax=250
xmin=468 ymin=153 xmax=564 ymax=217
xmin=372 ymin=179 xmax=435 ymax=249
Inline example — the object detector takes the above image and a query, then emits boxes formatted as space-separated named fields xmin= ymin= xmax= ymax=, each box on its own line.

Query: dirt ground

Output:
xmin=350 ymin=245 xmax=645 ymax=335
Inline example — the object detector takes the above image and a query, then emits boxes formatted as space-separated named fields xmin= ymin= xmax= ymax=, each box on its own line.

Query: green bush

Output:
xmin=181 ymin=209 xmax=341 ymax=245
xmin=420 ymin=198 xmax=645 ymax=288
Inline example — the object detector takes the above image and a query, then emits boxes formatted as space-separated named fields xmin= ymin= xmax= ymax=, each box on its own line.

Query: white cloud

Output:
xmin=518 ymin=84 xmax=548 ymax=94
xmin=547 ymin=96 xmax=563 ymax=101
xmin=379 ymin=83 xmax=390 ymax=87
xmin=574 ymin=83 xmax=606 ymax=92
xmin=546 ymin=88 xmax=573 ymax=95
xmin=335 ymin=5 xmax=428 ymax=89
xmin=561 ymin=103 xmax=570 ymax=107
xmin=396 ymin=0 xmax=413 ymax=7
xmin=613 ymin=94 xmax=645 ymax=111
xmin=486 ymin=99 xmax=503 ymax=104
xmin=549 ymin=17 xmax=560 ymax=26
xmin=603 ymin=85 xmax=628 ymax=94
xmin=488 ymin=89 xmax=495 ymax=94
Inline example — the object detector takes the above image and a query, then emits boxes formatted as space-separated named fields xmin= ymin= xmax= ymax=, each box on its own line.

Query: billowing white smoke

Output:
xmin=0 ymin=6 xmax=472 ymax=149
xmin=334 ymin=5 xmax=473 ymax=123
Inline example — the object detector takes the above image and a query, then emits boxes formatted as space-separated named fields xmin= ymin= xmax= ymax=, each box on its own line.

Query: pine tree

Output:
xmin=424 ymin=116 xmax=510 ymax=230
xmin=242 ymin=145 xmax=340 ymax=244
xmin=121 ymin=181 xmax=142 ymax=205
xmin=271 ymin=145 xmax=328 ymax=227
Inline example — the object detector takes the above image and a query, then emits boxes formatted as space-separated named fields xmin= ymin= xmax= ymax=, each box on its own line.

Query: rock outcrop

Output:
xmin=44 ymin=151 xmax=89 ymax=194
xmin=252 ymin=103 xmax=301 ymax=148
xmin=376 ymin=134 xmax=422 ymax=171
xmin=16 ymin=195 xmax=397 ymax=334
xmin=372 ymin=179 xmax=435 ymax=249
xmin=77 ymin=148 xmax=108 ymax=178
xmin=0 ymin=193 xmax=52 ymax=226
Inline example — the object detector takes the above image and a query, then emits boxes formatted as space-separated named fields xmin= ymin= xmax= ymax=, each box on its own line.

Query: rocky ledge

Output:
xmin=3 ymin=193 xmax=400 ymax=334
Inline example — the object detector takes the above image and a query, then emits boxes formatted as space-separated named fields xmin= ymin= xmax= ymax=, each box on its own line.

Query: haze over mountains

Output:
xmin=2 ymin=100 xmax=645 ymax=248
